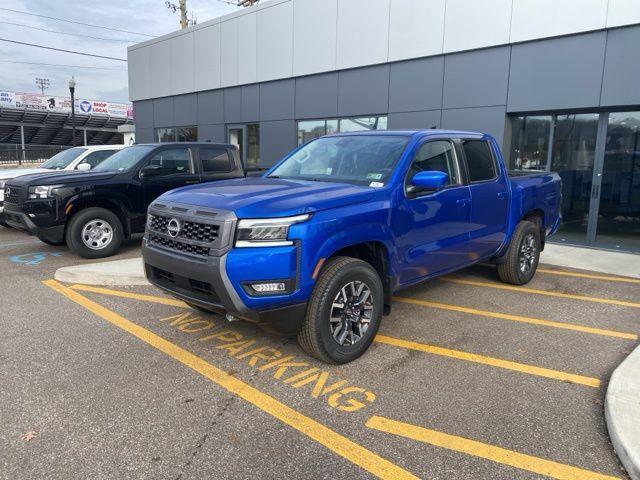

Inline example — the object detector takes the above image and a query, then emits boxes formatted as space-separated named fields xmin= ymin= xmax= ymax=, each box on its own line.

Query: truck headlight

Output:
xmin=28 ymin=185 xmax=55 ymax=199
xmin=235 ymin=214 xmax=310 ymax=247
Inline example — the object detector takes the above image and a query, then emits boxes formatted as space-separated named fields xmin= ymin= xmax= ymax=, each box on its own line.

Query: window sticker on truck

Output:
xmin=369 ymin=181 xmax=384 ymax=188
xmin=366 ymin=173 xmax=383 ymax=180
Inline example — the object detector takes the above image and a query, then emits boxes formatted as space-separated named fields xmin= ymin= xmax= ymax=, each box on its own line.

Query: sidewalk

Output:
xmin=543 ymin=243 xmax=640 ymax=279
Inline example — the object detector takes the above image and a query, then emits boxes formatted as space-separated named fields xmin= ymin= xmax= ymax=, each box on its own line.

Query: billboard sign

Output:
xmin=0 ymin=90 xmax=132 ymax=118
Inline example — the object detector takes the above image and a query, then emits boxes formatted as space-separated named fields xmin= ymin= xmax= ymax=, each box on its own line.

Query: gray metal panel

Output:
xmin=198 ymin=124 xmax=226 ymax=143
xmin=260 ymin=120 xmax=296 ymax=167
xmin=338 ymin=64 xmax=390 ymax=116
xmin=295 ymin=72 xmax=338 ymax=119
xmin=443 ymin=46 xmax=510 ymax=109
xmin=133 ymin=100 xmax=154 ymax=129
xmin=507 ymin=32 xmax=607 ymax=112
xmin=600 ymin=25 xmax=640 ymax=107
xmin=388 ymin=57 xmax=444 ymax=113
xmin=173 ymin=93 xmax=197 ymax=126
xmin=241 ymin=85 xmax=260 ymax=122
xmin=224 ymin=87 xmax=242 ymax=123
xmin=388 ymin=110 xmax=441 ymax=130
xmin=197 ymin=90 xmax=224 ymax=125
xmin=153 ymin=97 xmax=174 ymax=127
xmin=260 ymin=79 xmax=295 ymax=121
xmin=136 ymin=127 xmax=154 ymax=143
xmin=441 ymin=106 xmax=507 ymax=146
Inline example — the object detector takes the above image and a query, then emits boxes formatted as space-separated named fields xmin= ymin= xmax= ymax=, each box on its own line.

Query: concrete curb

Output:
xmin=54 ymin=258 xmax=150 ymax=286
xmin=605 ymin=343 xmax=640 ymax=480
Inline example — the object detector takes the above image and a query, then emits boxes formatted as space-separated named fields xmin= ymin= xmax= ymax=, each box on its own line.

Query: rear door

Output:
xmin=197 ymin=146 xmax=243 ymax=183
xmin=461 ymin=139 xmax=509 ymax=258
xmin=142 ymin=146 xmax=200 ymax=207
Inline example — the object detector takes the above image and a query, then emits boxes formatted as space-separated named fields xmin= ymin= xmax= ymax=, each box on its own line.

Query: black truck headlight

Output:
xmin=235 ymin=214 xmax=309 ymax=247
xmin=28 ymin=185 xmax=56 ymax=199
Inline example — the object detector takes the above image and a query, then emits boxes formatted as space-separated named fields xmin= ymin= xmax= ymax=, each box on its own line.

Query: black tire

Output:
xmin=297 ymin=256 xmax=384 ymax=364
xmin=66 ymin=207 xmax=124 ymax=259
xmin=497 ymin=220 xmax=541 ymax=285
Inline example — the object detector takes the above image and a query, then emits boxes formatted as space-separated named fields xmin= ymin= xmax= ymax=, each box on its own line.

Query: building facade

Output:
xmin=127 ymin=0 xmax=640 ymax=252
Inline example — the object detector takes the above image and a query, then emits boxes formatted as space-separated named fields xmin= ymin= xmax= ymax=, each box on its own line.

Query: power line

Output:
xmin=0 ymin=7 xmax=155 ymax=37
xmin=0 ymin=38 xmax=127 ymax=61
xmin=0 ymin=21 xmax=140 ymax=43
xmin=0 ymin=60 xmax=127 ymax=71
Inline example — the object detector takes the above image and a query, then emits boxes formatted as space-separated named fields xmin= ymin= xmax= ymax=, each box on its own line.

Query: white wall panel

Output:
xmin=194 ymin=24 xmax=221 ymax=92
xmin=511 ymin=0 xmax=607 ymax=43
xmin=336 ymin=0 xmax=390 ymax=69
xmin=220 ymin=19 xmax=239 ymax=87
xmin=238 ymin=12 xmax=257 ymax=84
xmin=169 ymin=32 xmax=194 ymax=95
xmin=292 ymin=0 xmax=337 ymax=75
xmin=388 ymin=0 xmax=445 ymax=61
xmin=127 ymin=46 xmax=149 ymax=101
xmin=607 ymin=0 xmax=640 ymax=27
xmin=443 ymin=0 xmax=512 ymax=52
xmin=149 ymin=41 xmax=171 ymax=98
xmin=257 ymin=2 xmax=294 ymax=82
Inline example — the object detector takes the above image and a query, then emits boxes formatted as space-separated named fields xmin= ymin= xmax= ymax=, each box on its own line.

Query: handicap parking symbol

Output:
xmin=10 ymin=252 xmax=62 ymax=266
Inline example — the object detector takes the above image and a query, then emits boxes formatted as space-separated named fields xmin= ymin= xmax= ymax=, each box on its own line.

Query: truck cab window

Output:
xmin=78 ymin=150 xmax=117 ymax=169
xmin=409 ymin=141 xmax=460 ymax=186
xmin=148 ymin=148 xmax=192 ymax=176
xmin=200 ymin=147 xmax=231 ymax=172
xmin=463 ymin=140 xmax=497 ymax=182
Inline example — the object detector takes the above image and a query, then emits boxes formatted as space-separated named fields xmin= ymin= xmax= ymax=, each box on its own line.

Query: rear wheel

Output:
xmin=66 ymin=207 xmax=124 ymax=259
xmin=297 ymin=257 xmax=383 ymax=364
xmin=497 ymin=220 xmax=540 ymax=285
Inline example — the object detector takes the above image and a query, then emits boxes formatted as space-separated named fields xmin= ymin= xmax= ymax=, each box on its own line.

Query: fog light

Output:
xmin=251 ymin=282 xmax=286 ymax=293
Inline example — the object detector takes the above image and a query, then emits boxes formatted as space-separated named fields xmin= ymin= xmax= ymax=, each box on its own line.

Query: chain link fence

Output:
xmin=0 ymin=145 xmax=69 ymax=165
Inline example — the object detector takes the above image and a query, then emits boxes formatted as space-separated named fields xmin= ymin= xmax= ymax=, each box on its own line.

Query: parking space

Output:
xmin=1 ymin=232 xmax=636 ymax=479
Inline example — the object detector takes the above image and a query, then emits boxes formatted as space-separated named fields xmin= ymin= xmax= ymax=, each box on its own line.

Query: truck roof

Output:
xmin=135 ymin=142 xmax=236 ymax=148
xmin=326 ymin=129 xmax=487 ymax=139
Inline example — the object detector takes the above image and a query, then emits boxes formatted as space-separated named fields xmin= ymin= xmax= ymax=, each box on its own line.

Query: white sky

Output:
xmin=0 ymin=0 xmax=242 ymax=103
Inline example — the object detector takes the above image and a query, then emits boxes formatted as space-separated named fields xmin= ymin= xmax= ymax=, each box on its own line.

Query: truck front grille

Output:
xmin=149 ymin=266 xmax=221 ymax=304
xmin=4 ymin=185 xmax=22 ymax=204
xmin=148 ymin=234 xmax=210 ymax=257
xmin=148 ymin=214 xmax=219 ymax=243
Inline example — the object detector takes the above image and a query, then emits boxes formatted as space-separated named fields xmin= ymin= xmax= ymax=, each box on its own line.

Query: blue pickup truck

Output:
xmin=142 ymin=130 xmax=561 ymax=364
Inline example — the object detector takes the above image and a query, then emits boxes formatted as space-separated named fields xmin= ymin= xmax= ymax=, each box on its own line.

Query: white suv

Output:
xmin=0 ymin=145 xmax=124 ymax=222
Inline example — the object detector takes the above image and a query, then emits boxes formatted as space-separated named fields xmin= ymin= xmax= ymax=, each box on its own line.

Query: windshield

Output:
xmin=41 ymin=147 xmax=87 ymax=170
xmin=92 ymin=145 xmax=155 ymax=172
xmin=268 ymin=135 xmax=409 ymax=186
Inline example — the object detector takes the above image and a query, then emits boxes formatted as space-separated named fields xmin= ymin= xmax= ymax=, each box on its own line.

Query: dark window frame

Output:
xmin=460 ymin=138 xmax=499 ymax=184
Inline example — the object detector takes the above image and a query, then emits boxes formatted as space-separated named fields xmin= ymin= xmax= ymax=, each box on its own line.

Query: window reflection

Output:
xmin=509 ymin=116 xmax=551 ymax=170
xmin=297 ymin=116 xmax=387 ymax=145
xmin=155 ymin=127 xmax=197 ymax=142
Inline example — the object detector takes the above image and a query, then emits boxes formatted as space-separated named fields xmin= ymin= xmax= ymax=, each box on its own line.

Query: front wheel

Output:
xmin=66 ymin=207 xmax=124 ymax=259
xmin=297 ymin=257 xmax=383 ymax=364
xmin=497 ymin=220 xmax=541 ymax=285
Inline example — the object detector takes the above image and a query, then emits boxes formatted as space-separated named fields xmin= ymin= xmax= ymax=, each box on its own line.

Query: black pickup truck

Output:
xmin=3 ymin=142 xmax=244 ymax=258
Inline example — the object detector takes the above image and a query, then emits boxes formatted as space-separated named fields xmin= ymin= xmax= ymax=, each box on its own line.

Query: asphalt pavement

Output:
xmin=1 ymin=224 xmax=638 ymax=480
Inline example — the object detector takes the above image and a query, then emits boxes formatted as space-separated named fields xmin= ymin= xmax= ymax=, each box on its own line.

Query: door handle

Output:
xmin=456 ymin=198 xmax=467 ymax=206
xmin=497 ymin=191 xmax=507 ymax=199
xmin=185 ymin=180 xmax=199 ymax=184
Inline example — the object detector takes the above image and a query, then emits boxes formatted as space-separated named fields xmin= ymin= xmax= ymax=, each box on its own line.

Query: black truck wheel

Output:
xmin=497 ymin=220 xmax=541 ymax=285
xmin=297 ymin=256 xmax=383 ymax=364
xmin=66 ymin=207 xmax=124 ymax=259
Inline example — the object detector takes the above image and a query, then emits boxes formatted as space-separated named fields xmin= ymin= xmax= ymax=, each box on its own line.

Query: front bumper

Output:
xmin=142 ymin=240 xmax=307 ymax=335
xmin=3 ymin=203 xmax=65 ymax=243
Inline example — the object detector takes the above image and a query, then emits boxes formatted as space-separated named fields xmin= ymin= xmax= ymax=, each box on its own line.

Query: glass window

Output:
xmin=147 ymin=148 xmax=193 ymax=176
xmin=269 ymin=135 xmax=409 ymax=186
xmin=298 ymin=120 xmax=328 ymax=145
xmin=177 ymin=126 xmax=197 ymax=142
xmin=247 ymin=124 xmax=260 ymax=167
xmin=156 ymin=128 xmax=176 ymax=142
xmin=339 ymin=116 xmax=387 ymax=132
xmin=93 ymin=145 xmax=156 ymax=172
xmin=463 ymin=140 xmax=497 ymax=182
xmin=41 ymin=147 xmax=87 ymax=170
xmin=410 ymin=141 xmax=460 ymax=186
xmin=509 ymin=116 xmax=552 ymax=170
xmin=200 ymin=147 xmax=231 ymax=172
xmin=78 ymin=150 xmax=117 ymax=169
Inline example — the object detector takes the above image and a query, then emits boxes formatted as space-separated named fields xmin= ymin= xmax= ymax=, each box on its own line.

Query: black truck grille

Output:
xmin=4 ymin=185 xmax=22 ymax=204
xmin=148 ymin=214 xmax=219 ymax=243
xmin=150 ymin=266 xmax=221 ymax=303
xmin=148 ymin=234 xmax=210 ymax=257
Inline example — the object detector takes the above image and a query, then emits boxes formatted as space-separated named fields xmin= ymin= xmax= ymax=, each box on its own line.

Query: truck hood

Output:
xmin=0 ymin=168 xmax=50 ymax=181
xmin=158 ymin=177 xmax=376 ymax=218
xmin=7 ymin=169 xmax=117 ymax=186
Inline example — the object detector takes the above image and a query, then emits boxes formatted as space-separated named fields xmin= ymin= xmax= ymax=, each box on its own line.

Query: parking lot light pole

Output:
xmin=68 ymin=76 xmax=76 ymax=146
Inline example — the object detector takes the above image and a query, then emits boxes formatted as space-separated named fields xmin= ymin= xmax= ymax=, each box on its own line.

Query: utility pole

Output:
xmin=166 ymin=0 xmax=195 ymax=29
xmin=35 ymin=77 xmax=50 ymax=96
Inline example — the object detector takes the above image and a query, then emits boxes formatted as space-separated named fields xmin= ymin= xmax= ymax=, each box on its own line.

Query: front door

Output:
xmin=395 ymin=139 xmax=472 ymax=284
xmin=142 ymin=146 xmax=200 ymax=207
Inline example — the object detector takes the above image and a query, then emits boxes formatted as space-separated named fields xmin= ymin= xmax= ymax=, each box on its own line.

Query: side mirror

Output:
xmin=139 ymin=164 xmax=162 ymax=179
xmin=76 ymin=163 xmax=91 ymax=171
xmin=408 ymin=171 xmax=448 ymax=195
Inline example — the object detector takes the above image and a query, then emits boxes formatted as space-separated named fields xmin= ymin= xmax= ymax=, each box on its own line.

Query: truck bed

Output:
xmin=507 ymin=169 xmax=562 ymax=236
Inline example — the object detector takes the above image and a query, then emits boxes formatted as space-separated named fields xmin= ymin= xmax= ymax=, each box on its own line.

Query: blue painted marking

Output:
xmin=0 ymin=240 xmax=42 ymax=249
xmin=9 ymin=251 xmax=63 ymax=265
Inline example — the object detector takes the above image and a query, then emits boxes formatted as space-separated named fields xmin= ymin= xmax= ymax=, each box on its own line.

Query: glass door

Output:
xmin=227 ymin=126 xmax=244 ymax=163
xmin=227 ymin=124 xmax=260 ymax=168
xmin=594 ymin=112 xmax=640 ymax=250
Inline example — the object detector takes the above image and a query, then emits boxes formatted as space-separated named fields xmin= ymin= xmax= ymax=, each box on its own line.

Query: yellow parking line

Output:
xmin=393 ymin=296 xmax=638 ymax=340
xmin=537 ymin=268 xmax=640 ymax=284
xmin=69 ymin=284 xmax=189 ymax=308
xmin=365 ymin=416 xmax=620 ymax=480
xmin=441 ymin=277 xmax=640 ymax=309
xmin=374 ymin=334 xmax=600 ymax=388
xmin=43 ymin=280 xmax=417 ymax=480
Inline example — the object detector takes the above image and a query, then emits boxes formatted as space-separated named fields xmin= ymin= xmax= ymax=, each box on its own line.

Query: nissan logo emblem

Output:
xmin=167 ymin=218 xmax=181 ymax=238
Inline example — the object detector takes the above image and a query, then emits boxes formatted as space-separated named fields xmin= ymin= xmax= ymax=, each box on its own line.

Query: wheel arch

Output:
xmin=66 ymin=199 xmax=131 ymax=238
